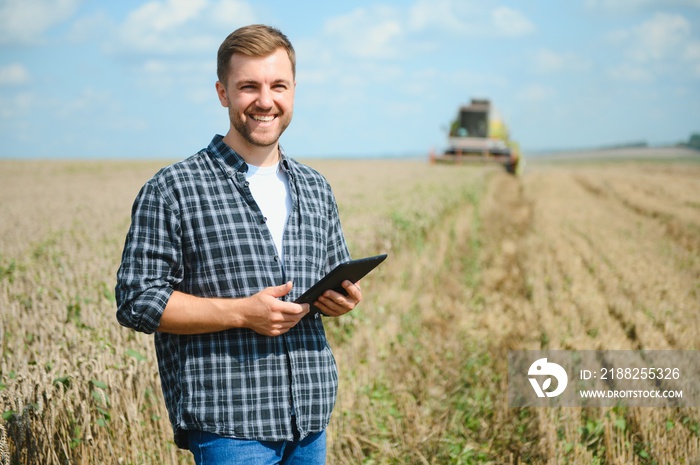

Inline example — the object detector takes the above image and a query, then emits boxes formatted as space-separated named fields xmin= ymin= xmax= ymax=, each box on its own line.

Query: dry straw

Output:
xmin=1 ymin=158 xmax=699 ymax=464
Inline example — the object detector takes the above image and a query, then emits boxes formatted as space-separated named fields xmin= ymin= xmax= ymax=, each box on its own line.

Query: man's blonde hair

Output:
xmin=217 ymin=24 xmax=296 ymax=84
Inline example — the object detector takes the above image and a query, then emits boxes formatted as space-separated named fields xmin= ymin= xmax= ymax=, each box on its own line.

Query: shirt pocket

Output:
xmin=298 ymin=205 xmax=330 ymax=270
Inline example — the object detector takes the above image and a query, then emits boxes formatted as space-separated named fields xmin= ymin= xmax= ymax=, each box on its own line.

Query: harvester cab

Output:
xmin=431 ymin=98 xmax=521 ymax=174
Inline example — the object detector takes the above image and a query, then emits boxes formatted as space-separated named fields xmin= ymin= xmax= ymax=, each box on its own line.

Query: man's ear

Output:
xmin=215 ymin=81 xmax=229 ymax=107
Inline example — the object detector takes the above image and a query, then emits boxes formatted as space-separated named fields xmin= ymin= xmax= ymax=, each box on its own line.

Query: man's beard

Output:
xmin=230 ymin=107 xmax=292 ymax=148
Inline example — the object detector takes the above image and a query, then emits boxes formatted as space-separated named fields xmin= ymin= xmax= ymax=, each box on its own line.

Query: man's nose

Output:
xmin=256 ymin=86 xmax=273 ymax=109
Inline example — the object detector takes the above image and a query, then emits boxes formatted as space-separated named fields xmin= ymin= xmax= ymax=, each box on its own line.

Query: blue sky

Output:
xmin=1 ymin=0 xmax=699 ymax=159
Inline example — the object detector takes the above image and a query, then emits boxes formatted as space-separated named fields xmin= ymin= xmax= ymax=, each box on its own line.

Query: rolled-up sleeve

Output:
xmin=115 ymin=179 xmax=182 ymax=334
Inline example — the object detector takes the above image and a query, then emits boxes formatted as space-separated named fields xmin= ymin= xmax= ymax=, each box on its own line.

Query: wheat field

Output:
xmin=1 ymin=153 xmax=699 ymax=464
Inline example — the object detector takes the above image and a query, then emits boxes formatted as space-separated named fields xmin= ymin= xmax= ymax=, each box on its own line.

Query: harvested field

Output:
xmin=0 ymin=153 xmax=699 ymax=464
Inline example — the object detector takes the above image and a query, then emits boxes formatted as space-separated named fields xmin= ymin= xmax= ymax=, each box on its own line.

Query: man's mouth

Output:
xmin=250 ymin=115 xmax=276 ymax=122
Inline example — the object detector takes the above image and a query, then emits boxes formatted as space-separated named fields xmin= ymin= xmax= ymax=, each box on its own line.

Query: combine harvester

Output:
xmin=430 ymin=98 xmax=522 ymax=174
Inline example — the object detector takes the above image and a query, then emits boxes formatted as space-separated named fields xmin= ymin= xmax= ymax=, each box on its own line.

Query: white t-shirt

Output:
xmin=245 ymin=162 xmax=292 ymax=262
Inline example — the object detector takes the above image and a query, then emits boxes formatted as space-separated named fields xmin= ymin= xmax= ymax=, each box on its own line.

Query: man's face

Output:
xmin=217 ymin=48 xmax=295 ymax=150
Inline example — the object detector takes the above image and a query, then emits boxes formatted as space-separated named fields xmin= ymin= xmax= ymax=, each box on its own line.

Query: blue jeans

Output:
xmin=188 ymin=429 xmax=327 ymax=465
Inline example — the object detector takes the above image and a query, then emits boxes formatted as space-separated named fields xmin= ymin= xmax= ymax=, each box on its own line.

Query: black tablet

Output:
xmin=295 ymin=254 xmax=388 ymax=314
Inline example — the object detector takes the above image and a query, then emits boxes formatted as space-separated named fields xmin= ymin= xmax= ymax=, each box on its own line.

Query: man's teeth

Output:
xmin=251 ymin=115 xmax=275 ymax=122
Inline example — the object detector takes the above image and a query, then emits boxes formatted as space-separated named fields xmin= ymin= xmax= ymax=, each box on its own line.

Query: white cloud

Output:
xmin=686 ymin=42 xmax=700 ymax=61
xmin=133 ymin=59 xmax=215 ymax=100
xmin=323 ymin=6 xmax=405 ymax=59
xmin=0 ymin=64 xmax=30 ymax=85
xmin=533 ymin=49 xmax=592 ymax=74
xmin=209 ymin=0 xmax=256 ymax=28
xmin=517 ymin=84 xmax=555 ymax=102
xmin=118 ymin=0 xmax=210 ymax=54
xmin=66 ymin=10 xmax=114 ymax=43
xmin=138 ymin=59 xmax=212 ymax=79
xmin=142 ymin=60 xmax=169 ymax=75
xmin=628 ymin=13 xmax=690 ymax=62
xmin=492 ymin=7 xmax=535 ymax=37
xmin=299 ymin=0 xmax=533 ymax=128
xmin=318 ymin=0 xmax=534 ymax=63
xmin=115 ymin=0 xmax=256 ymax=55
xmin=55 ymin=87 xmax=115 ymax=118
xmin=408 ymin=0 xmax=477 ymax=34
xmin=0 ymin=0 xmax=82 ymax=44
xmin=684 ymin=42 xmax=700 ymax=77
xmin=606 ymin=12 xmax=700 ymax=81
xmin=0 ymin=91 xmax=35 ymax=119
xmin=407 ymin=0 xmax=534 ymax=37
xmin=608 ymin=63 xmax=653 ymax=81
xmin=585 ymin=0 xmax=700 ymax=13
xmin=101 ymin=0 xmax=257 ymax=113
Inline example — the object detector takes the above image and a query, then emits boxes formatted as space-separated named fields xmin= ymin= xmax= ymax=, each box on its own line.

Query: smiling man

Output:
xmin=115 ymin=24 xmax=361 ymax=465
xmin=216 ymin=41 xmax=295 ymax=164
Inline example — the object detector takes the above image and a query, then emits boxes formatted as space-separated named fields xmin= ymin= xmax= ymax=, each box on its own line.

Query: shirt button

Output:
xmin=262 ymin=217 xmax=268 ymax=223
xmin=244 ymin=181 xmax=250 ymax=187
xmin=273 ymin=256 xmax=279 ymax=262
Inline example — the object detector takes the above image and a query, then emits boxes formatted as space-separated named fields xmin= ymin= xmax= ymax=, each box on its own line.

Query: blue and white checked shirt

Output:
xmin=115 ymin=135 xmax=351 ymax=448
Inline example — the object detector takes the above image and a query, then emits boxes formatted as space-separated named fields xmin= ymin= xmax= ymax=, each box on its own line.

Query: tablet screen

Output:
xmin=295 ymin=254 xmax=388 ymax=313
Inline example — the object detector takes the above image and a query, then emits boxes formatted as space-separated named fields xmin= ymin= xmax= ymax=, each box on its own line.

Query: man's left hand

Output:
xmin=314 ymin=280 xmax=362 ymax=317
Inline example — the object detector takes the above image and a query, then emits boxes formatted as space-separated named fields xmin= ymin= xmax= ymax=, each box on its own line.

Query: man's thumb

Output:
xmin=269 ymin=281 xmax=293 ymax=298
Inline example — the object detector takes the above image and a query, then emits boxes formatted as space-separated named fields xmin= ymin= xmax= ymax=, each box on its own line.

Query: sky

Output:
xmin=1 ymin=0 xmax=699 ymax=159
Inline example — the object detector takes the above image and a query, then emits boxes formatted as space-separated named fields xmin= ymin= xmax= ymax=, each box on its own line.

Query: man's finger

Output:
xmin=342 ymin=280 xmax=362 ymax=302
xmin=267 ymin=281 xmax=293 ymax=298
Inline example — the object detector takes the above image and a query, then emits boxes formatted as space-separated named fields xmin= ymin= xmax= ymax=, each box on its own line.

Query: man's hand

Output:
xmin=313 ymin=280 xmax=363 ymax=317
xmin=157 ymin=281 xmax=309 ymax=336
xmin=245 ymin=281 xmax=310 ymax=336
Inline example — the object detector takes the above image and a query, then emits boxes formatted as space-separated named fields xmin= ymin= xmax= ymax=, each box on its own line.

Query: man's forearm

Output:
xmin=157 ymin=290 xmax=246 ymax=334
xmin=156 ymin=282 xmax=309 ymax=337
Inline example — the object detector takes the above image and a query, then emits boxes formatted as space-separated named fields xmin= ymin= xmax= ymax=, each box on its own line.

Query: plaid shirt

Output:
xmin=115 ymin=135 xmax=350 ymax=448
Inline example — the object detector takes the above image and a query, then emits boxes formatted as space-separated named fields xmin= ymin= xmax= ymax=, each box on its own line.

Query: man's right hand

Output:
xmin=156 ymin=281 xmax=309 ymax=336
xmin=244 ymin=281 xmax=310 ymax=336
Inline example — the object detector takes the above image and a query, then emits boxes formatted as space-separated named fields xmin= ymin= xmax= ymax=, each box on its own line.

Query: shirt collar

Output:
xmin=209 ymin=134 xmax=294 ymax=178
xmin=209 ymin=134 xmax=247 ymax=173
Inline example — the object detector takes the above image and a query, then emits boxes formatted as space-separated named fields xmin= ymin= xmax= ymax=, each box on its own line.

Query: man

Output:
xmin=115 ymin=24 xmax=361 ymax=464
